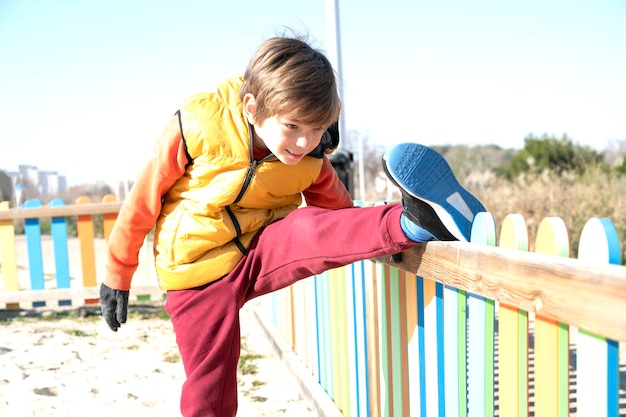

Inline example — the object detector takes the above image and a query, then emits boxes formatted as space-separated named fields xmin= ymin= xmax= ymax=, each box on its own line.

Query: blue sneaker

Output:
xmin=382 ymin=143 xmax=486 ymax=241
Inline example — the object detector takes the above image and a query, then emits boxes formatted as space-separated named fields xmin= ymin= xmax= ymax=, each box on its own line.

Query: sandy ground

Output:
xmin=1 ymin=235 xmax=322 ymax=416
xmin=0 ymin=302 xmax=317 ymax=417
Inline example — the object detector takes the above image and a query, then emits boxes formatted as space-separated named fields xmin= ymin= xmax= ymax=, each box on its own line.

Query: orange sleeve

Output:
xmin=104 ymin=115 xmax=189 ymax=290
xmin=302 ymin=156 xmax=354 ymax=209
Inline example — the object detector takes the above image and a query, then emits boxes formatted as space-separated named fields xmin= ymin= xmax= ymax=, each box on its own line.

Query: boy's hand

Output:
xmin=100 ymin=283 xmax=129 ymax=332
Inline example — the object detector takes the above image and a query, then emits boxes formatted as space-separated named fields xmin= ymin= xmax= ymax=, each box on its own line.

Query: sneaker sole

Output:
xmin=383 ymin=143 xmax=486 ymax=241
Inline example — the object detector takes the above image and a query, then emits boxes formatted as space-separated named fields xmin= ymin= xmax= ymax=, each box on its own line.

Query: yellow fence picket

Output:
xmin=0 ymin=201 xmax=19 ymax=309
xmin=497 ymin=213 xmax=530 ymax=417
xmin=533 ymin=217 xmax=570 ymax=417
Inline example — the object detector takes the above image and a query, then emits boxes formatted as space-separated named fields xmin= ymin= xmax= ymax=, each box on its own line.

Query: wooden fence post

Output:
xmin=534 ymin=217 xmax=570 ymax=417
xmin=497 ymin=213 xmax=530 ymax=417
xmin=23 ymin=199 xmax=45 ymax=308
xmin=49 ymin=198 xmax=71 ymax=306
xmin=76 ymin=196 xmax=98 ymax=304
xmin=576 ymin=217 xmax=621 ymax=416
xmin=0 ymin=201 xmax=19 ymax=310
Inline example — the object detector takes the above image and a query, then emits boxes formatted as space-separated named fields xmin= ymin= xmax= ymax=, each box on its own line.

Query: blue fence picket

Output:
xmin=23 ymin=199 xmax=45 ymax=307
xmin=49 ymin=198 xmax=71 ymax=306
xmin=348 ymin=261 xmax=370 ymax=416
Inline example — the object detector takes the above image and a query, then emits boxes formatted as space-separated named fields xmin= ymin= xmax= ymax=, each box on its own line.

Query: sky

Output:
xmin=1 ymin=0 xmax=625 ymax=186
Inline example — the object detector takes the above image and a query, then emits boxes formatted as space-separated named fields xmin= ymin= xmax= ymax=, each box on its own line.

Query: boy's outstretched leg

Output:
xmin=383 ymin=142 xmax=486 ymax=242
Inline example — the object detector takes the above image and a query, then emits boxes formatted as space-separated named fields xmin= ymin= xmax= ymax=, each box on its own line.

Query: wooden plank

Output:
xmin=76 ymin=196 xmax=98 ymax=304
xmin=397 ymin=270 xmax=410 ymax=417
xmin=335 ymin=268 xmax=350 ymax=415
xmin=422 ymin=276 xmax=440 ymax=416
xmin=23 ymin=199 xmax=45 ymax=308
xmin=467 ymin=212 xmax=497 ymax=417
xmin=467 ymin=291 xmax=486 ymax=416
xmin=365 ymin=261 xmax=381 ymax=417
xmin=533 ymin=217 xmax=570 ymax=417
xmin=286 ymin=285 xmax=295 ymax=349
xmin=416 ymin=276 xmax=427 ymax=416
xmin=387 ymin=266 xmax=407 ymax=416
xmin=328 ymin=269 xmax=342 ymax=408
xmin=366 ymin=262 xmax=381 ymax=417
xmin=436 ymin=281 xmax=447 ymax=415
xmin=317 ymin=271 xmax=333 ymax=396
xmin=292 ymin=280 xmax=307 ymax=360
xmin=305 ymin=276 xmax=320 ymax=381
xmin=377 ymin=263 xmax=391 ymax=417
xmin=497 ymin=213 xmax=530 ymax=417
xmin=0 ymin=201 xmax=123 ymax=220
xmin=443 ymin=281 xmax=461 ymax=417
xmin=49 ymin=198 xmax=71 ymax=307
xmin=0 ymin=285 xmax=164 ymax=305
xmin=457 ymin=288 xmax=468 ymax=417
xmin=467 ymin=218 xmax=495 ymax=416
xmin=576 ymin=217 xmax=621 ymax=417
xmin=0 ymin=201 xmax=19 ymax=310
xmin=345 ymin=263 xmax=358 ymax=417
xmin=347 ymin=203 xmax=370 ymax=416
xmin=352 ymin=261 xmax=370 ymax=416
xmin=376 ymin=240 xmax=626 ymax=343
xmin=405 ymin=272 xmax=421 ymax=416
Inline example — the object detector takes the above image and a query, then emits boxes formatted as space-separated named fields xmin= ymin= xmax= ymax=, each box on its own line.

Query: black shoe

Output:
xmin=382 ymin=143 xmax=486 ymax=241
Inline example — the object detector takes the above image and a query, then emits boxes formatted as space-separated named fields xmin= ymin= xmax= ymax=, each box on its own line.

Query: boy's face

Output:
xmin=244 ymin=93 xmax=326 ymax=165
xmin=251 ymin=115 xmax=326 ymax=165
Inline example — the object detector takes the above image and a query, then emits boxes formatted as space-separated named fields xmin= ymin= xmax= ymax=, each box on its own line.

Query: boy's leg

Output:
xmin=165 ymin=204 xmax=413 ymax=417
xmin=237 ymin=203 xmax=414 ymax=300
xmin=237 ymin=142 xmax=486 ymax=300
xmin=165 ymin=281 xmax=242 ymax=417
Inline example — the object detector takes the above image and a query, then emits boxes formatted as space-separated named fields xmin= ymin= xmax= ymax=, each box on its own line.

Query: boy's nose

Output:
xmin=295 ymin=134 xmax=312 ymax=149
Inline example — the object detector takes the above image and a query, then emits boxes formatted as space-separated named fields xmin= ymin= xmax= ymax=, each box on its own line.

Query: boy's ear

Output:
xmin=243 ymin=93 xmax=257 ymax=124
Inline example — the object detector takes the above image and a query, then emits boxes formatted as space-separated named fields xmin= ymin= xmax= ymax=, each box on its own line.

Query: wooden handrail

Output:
xmin=378 ymin=241 xmax=626 ymax=342
xmin=0 ymin=285 xmax=164 ymax=304
xmin=0 ymin=201 xmax=123 ymax=220
xmin=2 ymin=200 xmax=625 ymax=343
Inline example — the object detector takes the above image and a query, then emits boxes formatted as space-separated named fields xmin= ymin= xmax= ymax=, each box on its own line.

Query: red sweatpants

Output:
xmin=164 ymin=203 xmax=415 ymax=416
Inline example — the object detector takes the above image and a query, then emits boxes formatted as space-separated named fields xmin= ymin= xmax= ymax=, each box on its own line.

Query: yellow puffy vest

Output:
xmin=154 ymin=77 xmax=324 ymax=290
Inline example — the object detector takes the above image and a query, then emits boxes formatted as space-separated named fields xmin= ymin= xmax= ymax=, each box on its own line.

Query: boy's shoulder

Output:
xmin=181 ymin=76 xmax=244 ymax=114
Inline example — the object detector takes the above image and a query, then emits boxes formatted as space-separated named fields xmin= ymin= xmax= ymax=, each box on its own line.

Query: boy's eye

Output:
xmin=285 ymin=124 xmax=298 ymax=129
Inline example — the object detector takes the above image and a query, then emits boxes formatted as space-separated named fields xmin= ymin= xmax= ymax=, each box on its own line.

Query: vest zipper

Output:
xmin=229 ymin=121 xmax=275 ymax=254
xmin=232 ymin=159 xmax=258 ymax=205
xmin=232 ymin=153 xmax=275 ymax=204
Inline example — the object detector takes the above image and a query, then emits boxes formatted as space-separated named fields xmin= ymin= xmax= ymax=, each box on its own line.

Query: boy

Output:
xmin=101 ymin=35 xmax=485 ymax=416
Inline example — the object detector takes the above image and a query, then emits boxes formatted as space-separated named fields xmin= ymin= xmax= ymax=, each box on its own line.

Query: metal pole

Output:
xmin=325 ymin=0 xmax=346 ymax=144
xmin=358 ymin=132 xmax=366 ymax=199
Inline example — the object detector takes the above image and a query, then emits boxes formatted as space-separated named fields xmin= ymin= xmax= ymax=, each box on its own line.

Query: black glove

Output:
xmin=100 ymin=282 xmax=129 ymax=332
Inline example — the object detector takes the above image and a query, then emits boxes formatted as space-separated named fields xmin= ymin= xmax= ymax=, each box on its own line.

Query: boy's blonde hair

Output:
xmin=239 ymin=36 xmax=341 ymax=128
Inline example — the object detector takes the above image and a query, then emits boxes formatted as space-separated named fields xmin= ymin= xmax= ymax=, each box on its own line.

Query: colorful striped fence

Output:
xmin=266 ymin=211 xmax=626 ymax=417
xmin=1 ymin=199 xmax=625 ymax=416
xmin=0 ymin=196 xmax=162 ymax=308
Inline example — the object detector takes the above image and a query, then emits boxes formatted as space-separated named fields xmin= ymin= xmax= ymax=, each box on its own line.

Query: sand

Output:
xmin=0 ymin=303 xmax=317 ymax=417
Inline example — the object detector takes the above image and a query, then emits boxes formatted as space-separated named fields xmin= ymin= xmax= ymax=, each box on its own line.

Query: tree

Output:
xmin=496 ymin=133 xmax=604 ymax=179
